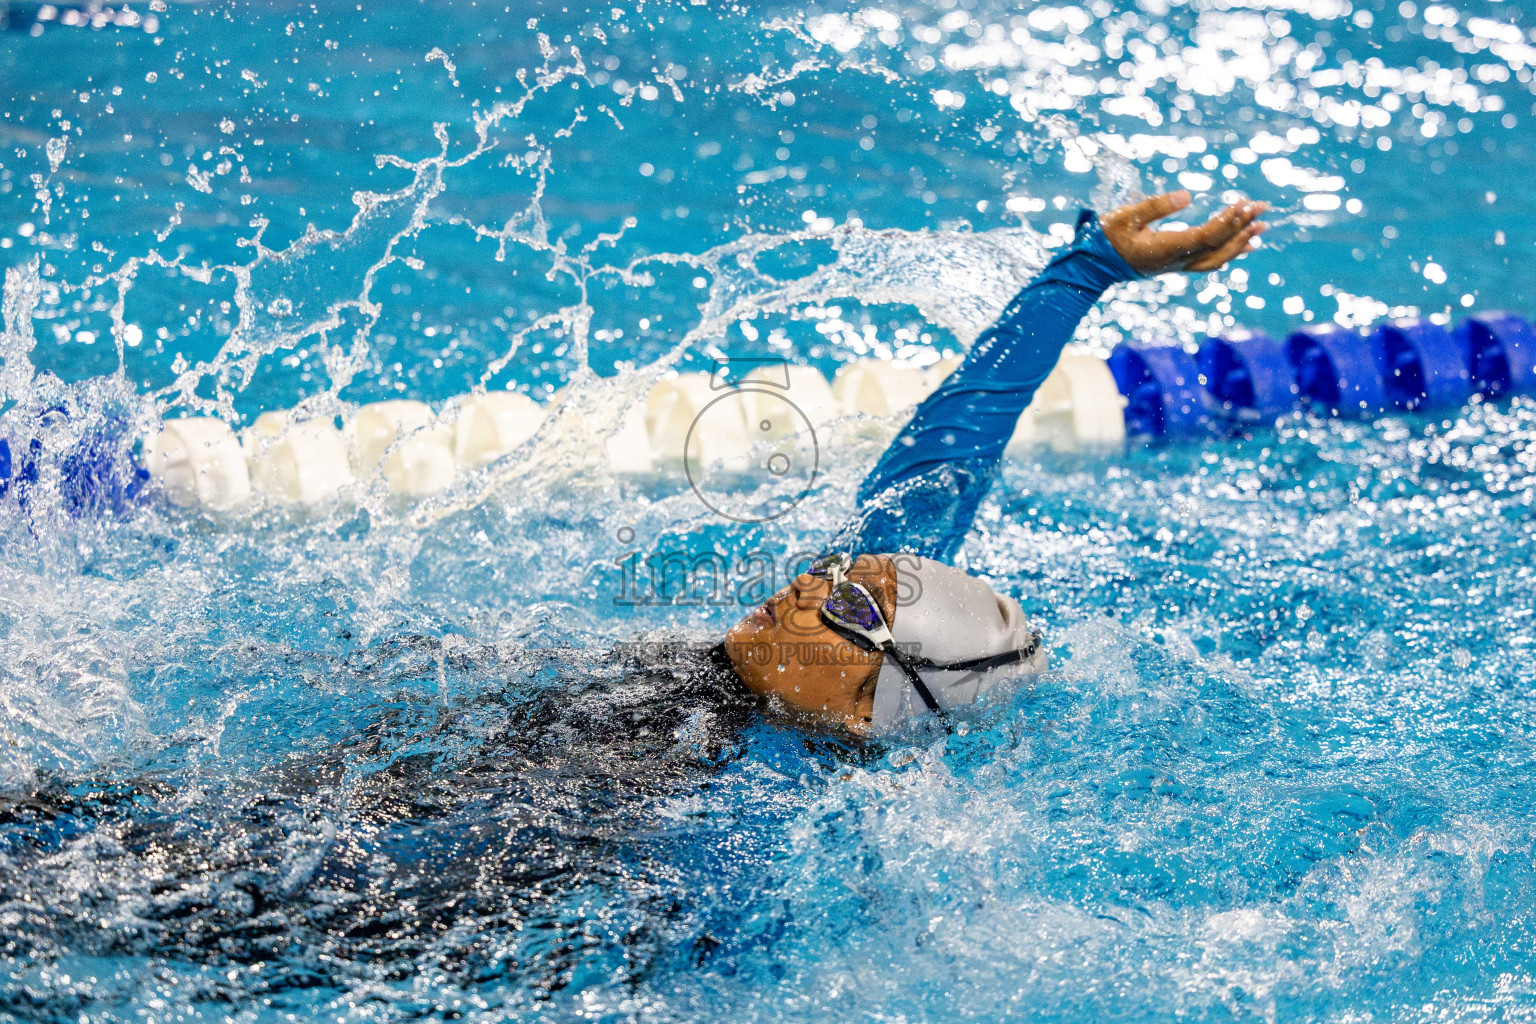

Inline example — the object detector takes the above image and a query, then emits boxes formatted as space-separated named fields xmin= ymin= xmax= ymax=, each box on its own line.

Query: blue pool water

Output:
xmin=4 ymin=0 xmax=1536 ymax=1020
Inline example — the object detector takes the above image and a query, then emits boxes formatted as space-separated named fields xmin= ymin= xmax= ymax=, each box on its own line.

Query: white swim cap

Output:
xmin=869 ymin=557 xmax=1048 ymax=730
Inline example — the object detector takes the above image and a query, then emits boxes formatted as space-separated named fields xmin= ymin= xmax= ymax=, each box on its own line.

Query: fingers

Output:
xmin=1144 ymin=199 xmax=1267 ymax=266
xmin=1130 ymin=212 xmax=1239 ymax=264
xmin=1186 ymin=218 xmax=1268 ymax=272
xmin=1100 ymin=190 xmax=1270 ymax=276
xmin=1191 ymin=199 xmax=1268 ymax=250
xmin=1111 ymin=189 xmax=1193 ymax=230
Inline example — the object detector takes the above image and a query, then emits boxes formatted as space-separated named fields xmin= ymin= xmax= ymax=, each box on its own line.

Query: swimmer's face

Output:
xmin=723 ymin=553 xmax=896 ymax=731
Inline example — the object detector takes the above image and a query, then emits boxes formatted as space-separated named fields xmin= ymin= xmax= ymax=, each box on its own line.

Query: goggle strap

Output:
xmin=905 ymin=632 xmax=1043 ymax=673
xmin=885 ymin=644 xmax=947 ymax=718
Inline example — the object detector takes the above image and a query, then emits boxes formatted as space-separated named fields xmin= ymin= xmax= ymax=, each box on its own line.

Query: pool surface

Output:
xmin=3 ymin=0 xmax=1536 ymax=1020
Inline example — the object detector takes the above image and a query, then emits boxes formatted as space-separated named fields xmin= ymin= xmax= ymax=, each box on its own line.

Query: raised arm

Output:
xmin=832 ymin=191 xmax=1268 ymax=562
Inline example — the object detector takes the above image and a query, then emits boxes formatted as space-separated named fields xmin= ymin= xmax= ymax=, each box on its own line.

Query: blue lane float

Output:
xmin=1454 ymin=312 xmax=1536 ymax=399
xmin=1196 ymin=332 xmax=1297 ymax=425
xmin=1107 ymin=342 xmax=1212 ymax=440
xmin=1283 ymin=324 xmax=1388 ymax=418
xmin=1370 ymin=318 xmax=1472 ymax=411
xmin=0 ymin=410 xmax=148 ymax=516
xmin=56 ymin=417 xmax=150 ymax=516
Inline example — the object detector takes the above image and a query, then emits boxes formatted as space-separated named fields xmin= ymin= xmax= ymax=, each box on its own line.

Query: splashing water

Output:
xmin=2 ymin=0 xmax=1536 ymax=1020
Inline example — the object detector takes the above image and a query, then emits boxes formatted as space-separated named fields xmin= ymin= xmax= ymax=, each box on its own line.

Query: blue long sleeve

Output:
xmin=831 ymin=209 xmax=1139 ymax=562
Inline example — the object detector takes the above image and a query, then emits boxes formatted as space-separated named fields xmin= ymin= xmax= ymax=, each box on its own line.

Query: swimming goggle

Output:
xmin=807 ymin=552 xmax=1044 ymax=722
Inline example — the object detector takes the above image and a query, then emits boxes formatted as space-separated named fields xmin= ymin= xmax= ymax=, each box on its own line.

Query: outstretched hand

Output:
xmin=1100 ymin=190 xmax=1269 ymax=275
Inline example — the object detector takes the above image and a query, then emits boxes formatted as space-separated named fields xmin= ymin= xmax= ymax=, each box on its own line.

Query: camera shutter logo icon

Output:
xmin=684 ymin=358 xmax=822 ymax=523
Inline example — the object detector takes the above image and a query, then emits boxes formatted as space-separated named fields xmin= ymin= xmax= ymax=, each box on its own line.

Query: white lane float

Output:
xmin=605 ymin=399 xmax=656 ymax=475
xmin=142 ymin=417 xmax=252 ymax=511
xmin=735 ymin=364 xmax=839 ymax=440
xmin=832 ymin=360 xmax=931 ymax=419
xmin=923 ymin=355 xmax=962 ymax=390
xmin=134 ymin=351 xmax=1141 ymax=512
xmin=452 ymin=391 xmax=545 ymax=470
xmin=349 ymin=400 xmax=456 ymax=497
xmin=245 ymin=411 xmax=354 ymax=504
xmin=645 ymin=371 xmax=753 ymax=471
xmin=537 ymin=382 xmax=655 ymax=475
xmin=1008 ymin=351 xmax=1128 ymax=454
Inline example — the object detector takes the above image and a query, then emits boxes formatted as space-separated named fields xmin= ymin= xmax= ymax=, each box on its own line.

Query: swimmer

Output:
xmin=721 ymin=189 xmax=1269 ymax=733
